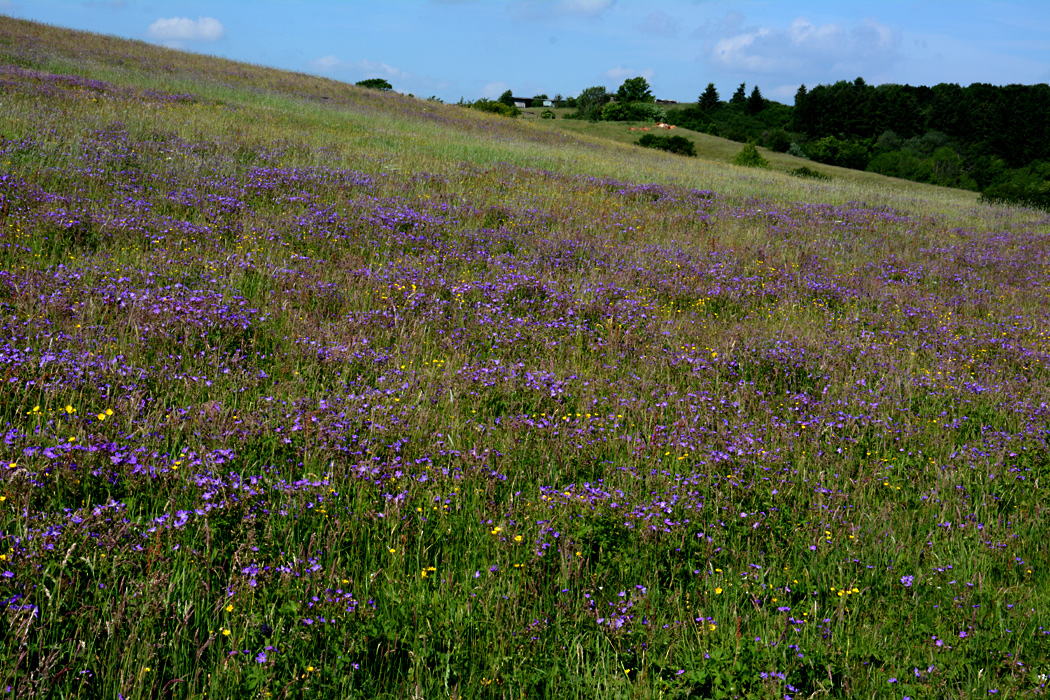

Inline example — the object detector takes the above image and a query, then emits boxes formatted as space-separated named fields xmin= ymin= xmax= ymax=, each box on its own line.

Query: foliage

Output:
xmin=665 ymin=98 xmax=793 ymax=144
xmin=615 ymin=76 xmax=654 ymax=104
xmin=787 ymin=141 xmax=809 ymax=159
xmin=601 ymin=101 xmax=666 ymax=123
xmin=698 ymin=82 xmax=720 ymax=113
xmin=793 ymin=78 xmax=1050 ymax=169
xmin=636 ymin=133 xmax=696 ymax=156
xmin=760 ymin=127 xmax=793 ymax=153
xmin=789 ymin=165 xmax=830 ymax=180
xmin=805 ymin=135 xmax=872 ymax=170
xmin=573 ymin=85 xmax=611 ymax=121
xmin=541 ymin=109 xmax=556 ymax=120
xmin=980 ymin=160 xmax=1050 ymax=209
xmin=731 ymin=142 xmax=769 ymax=167
xmin=355 ymin=78 xmax=393 ymax=91
xmin=746 ymin=85 xmax=765 ymax=116
xmin=498 ymin=89 xmax=515 ymax=107
xmin=466 ymin=98 xmax=521 ymax=117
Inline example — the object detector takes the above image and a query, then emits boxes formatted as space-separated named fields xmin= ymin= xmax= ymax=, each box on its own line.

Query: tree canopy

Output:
xmin=574 ymin=85 xmax=611 ymax=121
xmin=616 ymin=77 xmax=654 ymax=104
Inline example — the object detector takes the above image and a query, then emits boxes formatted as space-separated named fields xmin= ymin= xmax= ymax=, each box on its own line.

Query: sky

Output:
xmin=4 ymin=0 xmax=1049 ymax=104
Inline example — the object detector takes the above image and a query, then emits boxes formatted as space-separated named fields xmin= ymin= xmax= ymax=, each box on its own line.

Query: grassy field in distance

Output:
xmin=1 ymin=14 xmax=1049 ymax=700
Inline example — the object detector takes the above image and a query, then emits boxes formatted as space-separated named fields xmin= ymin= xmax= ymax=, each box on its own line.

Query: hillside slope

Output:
xmin=2 ymin=15 xmax=1049 ymax=700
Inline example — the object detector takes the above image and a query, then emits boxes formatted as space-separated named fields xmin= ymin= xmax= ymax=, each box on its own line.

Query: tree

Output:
xmin=575 ymin=85 xmax=611 ymax=121
xmin=616 ymin=77 xmax=654 ymax=104
xmin=498 ymin=89 xmax=515 ymax=107
xmin=731 ymin=83 xmax=746 ymax=104
xmin=698 ymin=83 xmax=720 ymax=113
xmin=356 ymin=78 xmax=393 ymax=91
xmin=746 ymin=85 xmax=765 ymax=115
xmin=732 ymin=142 xmax=768 ymax=168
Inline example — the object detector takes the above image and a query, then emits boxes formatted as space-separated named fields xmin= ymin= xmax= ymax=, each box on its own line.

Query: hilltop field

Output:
xmin=1 ymin=16 xmax=1049 ymax=699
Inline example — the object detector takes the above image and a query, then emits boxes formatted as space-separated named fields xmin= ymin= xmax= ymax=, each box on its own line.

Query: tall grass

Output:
xmin=2 ymin=14 xmax=1050 ymax=699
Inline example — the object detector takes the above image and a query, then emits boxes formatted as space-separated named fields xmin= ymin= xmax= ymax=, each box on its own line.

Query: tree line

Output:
xmin=665 ymin=78 xmax=1050 ymax=208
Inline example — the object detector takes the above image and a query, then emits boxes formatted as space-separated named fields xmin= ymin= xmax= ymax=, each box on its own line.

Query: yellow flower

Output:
xmin=490 ymin=527 xmax=501 ymax=535
xmin=106 ymin=408 xmax=113 ymax=416
xmin=225 ymin=604 xmax=234 ymax=612
xmin=222 ymin=629 xmax=231 ymax=636
xmin=388 ymin=548 xmax=396 ymax=554
xmin=513 ymin=535 xmax=523 ymax=543
xmin=715 ymin=587 xmax=722 ymax=594
xmin=97 ymin=413 xmax=106 ymax=421
xmin=65 ymin=405 xmax=74 ymax=414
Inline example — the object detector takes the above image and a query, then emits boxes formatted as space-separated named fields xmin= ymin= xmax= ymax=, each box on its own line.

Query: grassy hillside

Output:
xmin=2 ymin=15 xmax=1049 ymax=699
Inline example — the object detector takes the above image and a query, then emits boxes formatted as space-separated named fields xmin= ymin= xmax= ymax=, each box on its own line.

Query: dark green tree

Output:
xmin=498 ymin=89 xmax=515 ymax=107
xmin=730 ymin=83 xmax=746 ymax=104
xmin=356 ymin=78 xmax=393 ymax=91
xmin=698 ymin=83 xmax=720 ymax=113
xmin=616 ymin=77 xmax=654 ymax=104
xmin=746 ymin=85 xmax=765 ymax=115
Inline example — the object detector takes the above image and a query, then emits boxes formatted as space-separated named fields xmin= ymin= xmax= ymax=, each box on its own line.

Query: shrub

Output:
xmin=732 ymin=142 xmax=769 ymax=168
xmin=540 ymin=109 xmax=556 ymax=120
xmin=790 ymin=165 xmax=830 ymax=180
xmin=356 ymin=78 xmax=393 ymax=91
xmin=787 ymin=142 xmax=809 ymax=159
xmin=761 ymin=128 xmax=793 ymax=153
xmin=467 ymin=99 xmax=521 ymax=118
xmin=602 ymin=101 xmax=667 ymax=123
xmin=637 ymin=134 xmax=696 ymax=157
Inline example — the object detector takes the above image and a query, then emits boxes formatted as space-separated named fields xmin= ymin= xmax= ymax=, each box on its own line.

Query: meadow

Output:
xmin=1 ymin=16 xmax=1049 ymax=699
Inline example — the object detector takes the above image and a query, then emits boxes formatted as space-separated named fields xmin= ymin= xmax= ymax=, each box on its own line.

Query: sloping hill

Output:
xmin=2 ymin=15 xmax=1049 ymax=700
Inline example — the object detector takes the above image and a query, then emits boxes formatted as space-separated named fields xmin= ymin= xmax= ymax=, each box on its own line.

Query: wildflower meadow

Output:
xmin=1 ymin=16 xmax=1049 ymax=699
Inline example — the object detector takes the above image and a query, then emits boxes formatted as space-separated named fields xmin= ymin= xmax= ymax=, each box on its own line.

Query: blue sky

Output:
xmin=4 ymin=0 xmax=1049 ymax=104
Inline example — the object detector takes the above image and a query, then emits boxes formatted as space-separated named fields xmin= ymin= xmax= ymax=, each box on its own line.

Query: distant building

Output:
xmin=511 ymin=97 xmax=554 ymax=108
xmin=656 ymin=99 xmax=678 ymax=105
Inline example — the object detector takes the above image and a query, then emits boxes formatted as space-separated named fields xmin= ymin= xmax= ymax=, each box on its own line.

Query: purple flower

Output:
xmin=256 ymin=651 xmax=267 ymax=664
xmin=900 ymin=575 xmax=914 ymax=587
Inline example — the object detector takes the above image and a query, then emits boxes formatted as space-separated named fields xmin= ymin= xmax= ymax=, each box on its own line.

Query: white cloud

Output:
xmin=310 ymin=56 xmax=408 ymax=80
xmin=147 ymin=16 xmax=225 ymax=42
xmin=603 ymin=66 xmax=654 ymax=82
xmin=710 ymin=17 xmax=900 ymax=80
